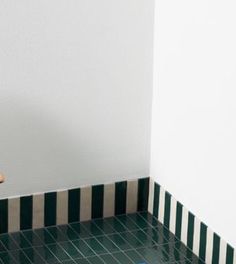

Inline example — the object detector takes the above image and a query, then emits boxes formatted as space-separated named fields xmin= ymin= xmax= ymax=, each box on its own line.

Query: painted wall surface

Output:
xmin=151 ymin=0 xmax=236 ymax=247
xmin=0 ymin=0 xmax=154 ymax=198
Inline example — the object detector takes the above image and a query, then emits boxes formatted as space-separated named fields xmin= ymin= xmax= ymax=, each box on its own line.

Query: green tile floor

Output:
xmin=0 ymin=212 xmax=204 ymax=264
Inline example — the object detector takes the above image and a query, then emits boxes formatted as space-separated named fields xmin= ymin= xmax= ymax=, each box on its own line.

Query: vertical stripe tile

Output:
xmin=68 ymin=188 xmax=80 ymax=223
xmin=163 ymin=192 xmax=171 ymax=229
xmin=126 ymin=180 xmax=138 ymax=214
xmin=205 ymin=228 xmax=214 ymax=264
xmin=57 ymin=190 xmax=68 ymax=225
xmin=212 ymin=233 xmax=220 ymax=264
xmin=153 ymin=182 xmax=160 ymax=218
xmin=219 ymin=239 xmax=227 ymax=264
xmin=175 ymin=201 xmax=183 ymax=240
xmin=148 ymin=178 xmax=154 ymax=214
xmin=44 ymin=192 xmax=57 ymax=227
xmin=181 ymin=206 xmax=189 ymax=245
xmin=192 ymin=217 xmax=201 ymax=257
xmin=137 ymin=177 xmax=149 ymax=211
xmin=115 ymin=181 xmax=127 ymax=215
xmin=92 ymin=185 xmax=104 ymax=219
xmin=103 ymin=183 xmax=115 ymax=218
xmin=20 ymin=196 xmax=33 ymax=230
xmin=158 ymin=187 xmax=165 ymax=224
xmin=199 ymin=222 xmax=207 ymax=262
xmin=33 ymin=194 xmax=44 ymax=229
xmin=226 ymin=244 xmax=234 ymax=264
xmin=80 ymin=186 xmax=92 ymax=221
xmin=0 ymin=199 xmax=8 ymax=233
xmin=169 ymin=196 xmax=177 ymax=234
xmin=187 ymin=212 xmax=195 ymax=250
xmin=8 ymin=198 xmax=20 ymax=233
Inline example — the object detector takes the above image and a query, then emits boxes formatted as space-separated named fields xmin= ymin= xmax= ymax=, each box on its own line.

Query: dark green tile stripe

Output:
xmin=137 ymin=177 xmax=149 ymax=211
xmin=68 ymin=188 xmax=80 ymax=223
xmin=212 ymin=233 xmax=220 ymax=264
xmin=44 ymin=192 xmax=57 ymax=226
xmin=163 ymin=191 xmax=171 ymax=229
xmin=92 ymin=185 xmax=104 ymax=219
xmin=0 ymin=199 xmax=8 ymax=233
xmin=175 ymin=201 xmax=183 ymax=240
xmin=187 ymin=212 xmax=195 ymax=250
xmin=226 ymin=244 xmax=234 ymax=264
xmin=153 ymin=183 xmax=160 ymax=218
xmin=115 ymin=181 xmax=127 ymax=215
xmin=20 ymin=196 xmax=33 ymax=230
xmin=199 ymin=222 xmax=207 ymax=261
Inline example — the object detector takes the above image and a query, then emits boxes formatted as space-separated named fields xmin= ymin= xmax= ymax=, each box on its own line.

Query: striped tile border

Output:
xmin=148 ymin=181 xmax=235 ymax=264
xmin=0 ymin=177 xmax=149 ymax=234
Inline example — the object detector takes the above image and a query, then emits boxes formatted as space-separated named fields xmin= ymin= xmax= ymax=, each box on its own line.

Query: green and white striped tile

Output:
xmin=148 ymin=181 xmax=235 ymax=264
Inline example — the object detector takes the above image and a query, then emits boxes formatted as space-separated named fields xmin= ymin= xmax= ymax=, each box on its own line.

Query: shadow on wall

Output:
xmin=0 ymin=96 xmax=90 ymax=198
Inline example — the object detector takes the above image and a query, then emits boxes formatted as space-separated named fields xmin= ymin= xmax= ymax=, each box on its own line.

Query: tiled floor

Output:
xmin=0 ymin=212 xmax=204 ymax=264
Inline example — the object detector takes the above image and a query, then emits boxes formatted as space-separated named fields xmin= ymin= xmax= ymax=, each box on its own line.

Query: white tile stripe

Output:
xmin=148 ymin=177 xmax=154 ymax=214
xmin=126 ymin=179 xmax=138 ymax=213
xmin=181 ymin=206 xmax=188 ymax=245
xmin=169 ymin=196 xmax=176 ymax=234
xmin=8 ymin=197 xmax=20 ymax=232
xmin=219 ymin=239 xmax=227 ymax=264
xmin=33 ymin=194 xmax=44 ymax=229
xmin=158 ymin=187 xmax=165 ymax=224
xmin=56 ymin=190 xmax=68 ymax=225
xmin=193 ymin=217 xmax=201 ymax=256
xmin=205 ymin=228 xmax=214 ymax=264
xmin=80 ymin=186 xmax=92 ymax=222
xmin=234 ymin=248 xmax=236 ymax=264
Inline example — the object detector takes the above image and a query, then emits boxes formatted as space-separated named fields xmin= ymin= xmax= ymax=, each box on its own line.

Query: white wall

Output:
xmin=0 ymin=0 xmax=154 ymax=198
xmin=151 ymin=0 xmax=236 ymax=247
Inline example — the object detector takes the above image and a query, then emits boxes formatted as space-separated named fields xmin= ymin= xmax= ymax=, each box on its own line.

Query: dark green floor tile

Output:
xmin=112 ymin=251 xmax=133 ymax=264
xmin=127 ymin=213 xmax=149 ymax=229
xmin=34 ymin=228 xmax=56 ymax=244
xmin=58 ymin=225 xmax=80 ymax=240
xmin=10 ymin=250 xmax=31 ymax=264
xmin=20 ymin=196 xmax=33 ymax=230
xmin=47 ymin=243 xmax=70 ymax=261
xmin=92 ymin=185 xmax=104 ymax=219
xmin=138 ymin=211 xmax=159 ymax=227
xmin=115 ymin=181 xmax=127 ymax=215
xmin=68 ymin=188 xmax=80 ymax=223
xmin=87 ymin=256 xmax=104 ymax=264
xmin=84 ymin=237 xmax=107 ymax=255
xmin=10 ymin=232 xmax=31 ymax=249
xmin=59 ymin=241 xmax=83 ymax=259
xmin=138 ymin=246 xmax=164 ymax=263
xmin=46 ymin=226 xmax=68 ymax=242
xmin=23 ymin=248 xmax=46 ymax=264
xmin=0 ymin=199 xmax=8 ymax=234
xmin=130 ymin=229 xmax=156 ymax=247
xmin=0 ymin=234 xmax=19 ymax=250
xmin=81 ymin=221 xmax=103 ymax=237
xmin=61 ymin=260 xmax=76 ymax=264
xmin=44 ymin=192 xmax=57 ymax=227
xmin=92 ymin=219 xmax=115 ymax=234
xmin=125 ymin=249 xmax=149 ymax=263
xmin=137 ymin=177 xmax=149 ymax=211
xmin=74 ymin=258 xmax=90 ymax=264
xmin=96 ymin=235 xmax=120 ymax=253
xmin=0 ymin=241 xmax=7 ymax=252
xmin=72 ymin=239 xmax=95 ymax=257
xmin=103 ymin=217 xmax=126 ymax=232
xmin=0 ymin=251 xmax=17 ymax=264
xmin=100 ymin=253 xmax=120 ymax=263
xmin=107 ymin=233 xmax=132 ymax=250
xmin=35 ymin=245 xmax=59 ymax=263
xmin=22 ymin=230 xmax=44 ymax=247
xmin=120 ymin=231 xmax=144 ymax=248
xmin=70 ymin=223 xmax=91 ymax=238
xmin=115 ymin=214 xmax=139 ymax=230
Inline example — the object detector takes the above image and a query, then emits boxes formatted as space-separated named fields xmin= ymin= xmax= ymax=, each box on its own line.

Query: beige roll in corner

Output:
xmin=0 ymin=172 xmax=5 ymax=183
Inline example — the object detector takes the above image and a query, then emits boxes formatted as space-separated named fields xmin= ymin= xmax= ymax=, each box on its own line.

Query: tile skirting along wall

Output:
xmin=148 ymin=178 xmax=235 ymax=264
xmin=0 ymin=177 xmax=149 ymax=234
